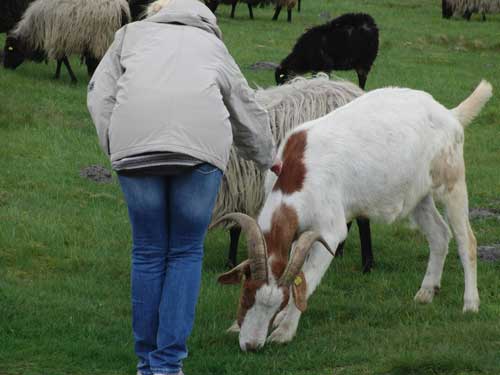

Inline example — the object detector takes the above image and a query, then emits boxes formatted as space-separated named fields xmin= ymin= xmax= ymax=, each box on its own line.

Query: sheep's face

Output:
xmin=3 ymin=36 xmax=25 ymax=69
xmin=275 ymin=66 xmax=290 ymax=85
xmin=218 ymin=263 xmax=289 ymax=352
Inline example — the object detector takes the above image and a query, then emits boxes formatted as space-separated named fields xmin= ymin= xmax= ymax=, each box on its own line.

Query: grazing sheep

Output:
xmin=215 ymin=80 xmax=491 ymax=351
xmin=210 ymin=75 xmax=373 ymax=272
xmin=275 ymin=13 xmax=379 ymax=89
xmin=204 ymin=0 xmax=262 ymax=19
xmin=272 ymin=0 xmax=298 ymax=22
xmin=0 ymin=0 xmax=35 ymax=33
xmin=442 ymin=0 xmax=500 ymax=20
xmin=3 ymin=0 xmax=130 ymax=83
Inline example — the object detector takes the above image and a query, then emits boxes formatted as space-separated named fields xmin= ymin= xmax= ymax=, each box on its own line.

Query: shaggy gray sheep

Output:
xmin=442 ymin=0 xmax=500 ymax=20
xmin=3 ymin=0 xmax=130 ymax=83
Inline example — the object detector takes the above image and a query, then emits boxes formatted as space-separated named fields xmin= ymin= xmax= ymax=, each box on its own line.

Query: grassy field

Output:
xmin=1 ymin=0 xmax=499 ymax=374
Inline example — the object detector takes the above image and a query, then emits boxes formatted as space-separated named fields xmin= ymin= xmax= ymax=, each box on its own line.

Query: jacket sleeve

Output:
xmin=217 ymin=46 xmax=276 ymax=170
xmin=87 ymin=27 xmax=126 ymax=156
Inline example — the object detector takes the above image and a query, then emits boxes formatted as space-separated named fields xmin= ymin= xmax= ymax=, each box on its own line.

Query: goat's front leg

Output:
xmin=269 ymin=223 xmax=346 ymax=343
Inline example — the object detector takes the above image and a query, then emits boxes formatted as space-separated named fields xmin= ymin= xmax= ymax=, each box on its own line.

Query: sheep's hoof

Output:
xmin=463 ymin=297 xmax=479 ymax=313
xmin=267 ymin=322 xmax=296 ymax=344
xmin=414 ymin=287 xmax=435 ymax=304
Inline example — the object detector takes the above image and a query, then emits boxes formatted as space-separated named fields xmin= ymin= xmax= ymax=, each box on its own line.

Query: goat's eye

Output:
xmin=7 ymin=46 xmax=13 ymax=51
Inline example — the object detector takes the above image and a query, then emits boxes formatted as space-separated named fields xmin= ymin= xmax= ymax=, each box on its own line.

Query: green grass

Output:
xmin=1 ymin=0 xmax=499 ymax=374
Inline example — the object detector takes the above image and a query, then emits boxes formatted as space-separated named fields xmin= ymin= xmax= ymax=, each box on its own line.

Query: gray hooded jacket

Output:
xmin=87 ymin=0 xmax=275 ymax=172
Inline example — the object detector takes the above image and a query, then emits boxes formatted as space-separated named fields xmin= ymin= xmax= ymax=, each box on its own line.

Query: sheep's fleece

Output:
xmin=87 ymin=0 xmax=275 ymax=171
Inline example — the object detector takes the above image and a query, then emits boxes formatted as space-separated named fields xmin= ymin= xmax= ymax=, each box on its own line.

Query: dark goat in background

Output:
xmin=205 ymin=0 xmax=262 ymax=19
xmin=275 ymin=13 xmax=379 ymax=89
xmin=272 ymin=0 xmax=298 ymax=22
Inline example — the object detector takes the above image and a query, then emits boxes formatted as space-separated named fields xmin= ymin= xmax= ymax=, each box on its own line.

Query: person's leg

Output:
xmin=149 ymin=164 xmax=222 ymax=375
xmin=118 ymin=175 xmax=169 ymax=375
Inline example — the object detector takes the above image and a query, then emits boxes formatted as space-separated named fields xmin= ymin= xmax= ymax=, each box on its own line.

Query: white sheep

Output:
xmin=214 ymin=80 xmax=492 ymax=351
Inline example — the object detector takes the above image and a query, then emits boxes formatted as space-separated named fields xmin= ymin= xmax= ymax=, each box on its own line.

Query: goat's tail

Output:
xmin=452 ymin=80 xmax=493 ymax=128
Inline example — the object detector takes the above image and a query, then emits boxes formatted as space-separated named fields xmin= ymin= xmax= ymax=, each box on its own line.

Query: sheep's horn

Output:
xmin=210 ymin=213 xmax=268 ymax=281
xmin=278 ymin=231 xmax=334 ymax=286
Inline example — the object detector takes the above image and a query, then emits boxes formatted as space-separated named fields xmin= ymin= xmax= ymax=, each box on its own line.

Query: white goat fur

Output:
xmin=446 ymin=0 xmax=500 ymax=15
xmin=13 ymin=0 xmax=130 ymax=60
xmin=211 ymin=75 xmax=363 ymax=225
xmin=238 ymin=81 xmax=492 ymax=351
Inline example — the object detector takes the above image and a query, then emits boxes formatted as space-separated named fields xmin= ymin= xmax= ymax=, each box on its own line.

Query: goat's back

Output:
xmin=287 ymin=87 xmax=463 ymax=222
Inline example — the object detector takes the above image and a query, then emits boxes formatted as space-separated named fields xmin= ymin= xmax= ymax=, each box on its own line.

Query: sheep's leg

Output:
xmin=335 ymin=221 xmax=352 ymax=257
xmin=272 ymin=5 xmax=282 ymax=20
xmin=269 ymin=218 xmax=346 ymax=343
xmin=54 ymin=59 xmax=63 ymax=80
xmin=481 ymin=12 xmax=486 ymax=21
xmin=356 ymin=68 xmax=368 ymax=90
xmin=227 ymin=226 xmax=241 ymax=268
xmin=413 ymin=194 xmax=451 ymax=305
xmin=230 ymin=0 xmax=237 ymax=18
xmin=443 ymin=181 xmax=479 ymax=312
xmin=357 ymin=218 xmax=373 ymax=273
xmin=287 ymin=7 xmax=292 ymax=22
xmin=298 ymin=0 xmax=301 ymax=12
xmin=85 ymin=55 xmax=99 ymax=77
xmin=247 ymin=3 xmax=254 ymax=19
xmin=62 ymin=56 xmax=77 ymax=84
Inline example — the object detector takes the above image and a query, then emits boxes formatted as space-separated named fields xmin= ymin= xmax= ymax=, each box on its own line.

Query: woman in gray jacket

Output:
xmin=87 ymin=1 xmax=275 ymax=374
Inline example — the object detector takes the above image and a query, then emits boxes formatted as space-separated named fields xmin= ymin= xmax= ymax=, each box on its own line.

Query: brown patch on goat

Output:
xmin=430 ymin=147 xmax=464 ymax=192
xmin=273 ymin=131 xmax=307 ymax=194
xmin=237 ymin=205 xmax=299 ymax=325
xmin=264 ymin=204 xmax=299 ymax=275
xmin=237 ymin=279 xmax=265 ymax=326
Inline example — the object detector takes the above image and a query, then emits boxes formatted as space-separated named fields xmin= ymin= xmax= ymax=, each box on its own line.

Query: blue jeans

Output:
xmin=118 ymin=164 xmax=222 ymax=375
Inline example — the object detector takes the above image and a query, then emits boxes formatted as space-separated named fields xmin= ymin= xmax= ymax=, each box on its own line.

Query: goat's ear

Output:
xmin=217 ymin=260 xmax=251 ymax=285
xmin=291 ymin=271 xmax=307 ymax=312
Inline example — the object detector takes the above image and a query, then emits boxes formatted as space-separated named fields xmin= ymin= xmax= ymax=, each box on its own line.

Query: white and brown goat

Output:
xmin=213 ymin=80 xmax=492 ymax=351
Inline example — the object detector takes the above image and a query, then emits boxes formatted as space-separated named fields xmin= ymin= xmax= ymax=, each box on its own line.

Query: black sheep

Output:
xmin=275 ymin=13 xmax=379 ymax=89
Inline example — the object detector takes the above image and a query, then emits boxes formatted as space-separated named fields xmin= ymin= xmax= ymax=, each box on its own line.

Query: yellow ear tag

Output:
xmin=8 ymin=46 xmax=14 ymax=51
xmin=294 ymin=275 xmax=303 ymax=286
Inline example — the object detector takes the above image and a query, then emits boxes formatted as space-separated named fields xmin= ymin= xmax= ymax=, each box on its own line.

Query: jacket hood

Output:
xmin=146 ymin=0 xmax=222 ymax=39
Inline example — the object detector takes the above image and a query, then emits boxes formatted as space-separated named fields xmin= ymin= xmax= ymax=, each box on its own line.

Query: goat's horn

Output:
xmin=278 ymin=231 xmax=334 ymax=286
xmin=210 ymin=213 xmax=268 ymax=281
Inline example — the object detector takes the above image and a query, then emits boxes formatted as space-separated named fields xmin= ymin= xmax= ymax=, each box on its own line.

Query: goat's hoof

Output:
xmin=267 ymin=323 xmax=295 ymax=344
xmin=414 ymin=287 xmax=435 ymax=304
xmin=226 ymin=320 xmax=240 ymax=333
xmin=273 ymin=309 xmax=287 ymax=328
xmin=463 ymin=298 xmax=479 ymax=313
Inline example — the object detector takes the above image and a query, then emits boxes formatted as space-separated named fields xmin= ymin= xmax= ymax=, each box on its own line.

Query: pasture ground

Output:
xmin=0 ymin=0 xmax=499 ymax=374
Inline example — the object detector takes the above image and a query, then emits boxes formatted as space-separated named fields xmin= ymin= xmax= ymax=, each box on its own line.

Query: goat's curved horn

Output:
xmin=210 ymin=213 xmax=268 ymax=281
xmin=278 ymin=231 xmax=334 ymax=286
